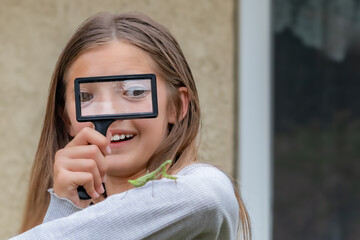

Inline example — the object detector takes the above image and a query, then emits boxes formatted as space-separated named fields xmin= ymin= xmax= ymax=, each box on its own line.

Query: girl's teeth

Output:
xmin=112 ymin=135 xmax=120 ymax=141
xmin=111 ymin=134 xmax=134 ymax=141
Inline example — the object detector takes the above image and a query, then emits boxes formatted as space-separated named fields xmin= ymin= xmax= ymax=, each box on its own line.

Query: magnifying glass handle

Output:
xmin=77 ymin=186 xmax=91 ymax=200
xmin=77 ymin=120 xmax=114 ymax=200
xmin=93 ymin=120 xmax=115 ymax=136
xmin=77 ymin=184 xmax=107 ymax=200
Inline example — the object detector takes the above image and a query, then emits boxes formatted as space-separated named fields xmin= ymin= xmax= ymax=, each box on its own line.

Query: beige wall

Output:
xmin=0 ymin=0 xmax=235 ymax=238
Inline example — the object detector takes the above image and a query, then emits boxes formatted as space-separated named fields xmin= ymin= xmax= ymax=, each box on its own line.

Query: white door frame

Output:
xmin=237 ymin=0 xmax=272 ymax=239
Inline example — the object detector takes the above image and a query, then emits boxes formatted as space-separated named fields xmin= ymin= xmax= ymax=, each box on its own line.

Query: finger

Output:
xmin=53 ymin=169 xmax=94 ymax=206
xmin=106 ymin=131 xmax=112 ymax=154
xmin=91 ymin=193 xmax=106 ymax=205
xmin=57 ymin=145 xmax=107 ymax=178
xmin=75 ymin=172 xmax=101 ymax=199
xmin=66 ymin=127 xmax=111 ymax=155
xmin=63 ymin=158 xmax=105 ymax=195
xmin=54 ymin=152 xmax=105 ymax=196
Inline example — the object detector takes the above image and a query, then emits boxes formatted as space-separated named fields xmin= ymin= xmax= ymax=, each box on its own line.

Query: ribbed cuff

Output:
xmin=43 ymin=189 xmax=83 ymax=223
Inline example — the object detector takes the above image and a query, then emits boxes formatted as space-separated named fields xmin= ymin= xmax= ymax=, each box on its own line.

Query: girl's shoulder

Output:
xmin=172 ymin=162 xmax=240 ymax=236
xmin=178 ymin=162 xmax=227 ymax=173
xmin=177 ymin=162 xmax=234 ymax=184
xmin=175 ymin=162 xmax=238 ymax=210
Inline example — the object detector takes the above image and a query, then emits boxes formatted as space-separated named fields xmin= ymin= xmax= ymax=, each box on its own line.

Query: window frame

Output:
xmin=237 ymin=0 xmax=272 ymax=239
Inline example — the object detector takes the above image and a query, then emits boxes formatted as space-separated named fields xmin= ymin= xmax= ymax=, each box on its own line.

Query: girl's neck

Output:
xmin=105 ymin=178 xmax=132 ymax=196
xmin=104 ymin=170 xmax=147 ymax=195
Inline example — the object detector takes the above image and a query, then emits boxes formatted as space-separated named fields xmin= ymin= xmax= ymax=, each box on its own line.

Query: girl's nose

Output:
xmin=98 ymin=89 xmax=119 ymax=115
xmin=101 ymin=101 xmax=118 ymax=115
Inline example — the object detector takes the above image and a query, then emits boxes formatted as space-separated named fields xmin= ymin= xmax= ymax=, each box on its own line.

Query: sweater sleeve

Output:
xmin=11 ymin=164 xmax=240 ymax=240
xmin=43 ymin=189 xmax=83 ymax=223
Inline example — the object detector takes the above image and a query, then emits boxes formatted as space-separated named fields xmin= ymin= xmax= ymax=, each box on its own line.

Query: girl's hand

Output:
xmin=53 ymin=127 xmax=110 ymax=208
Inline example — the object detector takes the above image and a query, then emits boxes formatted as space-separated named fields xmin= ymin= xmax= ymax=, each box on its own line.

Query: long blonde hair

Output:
xmin=20 ymin=12 xmax=250 ymax=239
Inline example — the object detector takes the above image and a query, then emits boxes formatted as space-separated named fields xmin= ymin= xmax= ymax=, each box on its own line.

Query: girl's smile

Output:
xmin=108 ymin=129 xmax=136 ymax=149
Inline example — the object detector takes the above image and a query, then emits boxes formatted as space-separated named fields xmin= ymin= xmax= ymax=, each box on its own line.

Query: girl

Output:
xmin=14 ymin=12 xmax=250 ymax=239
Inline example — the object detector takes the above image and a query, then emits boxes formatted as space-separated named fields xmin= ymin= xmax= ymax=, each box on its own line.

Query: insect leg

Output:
xmin=121 ymin=190 xmax=129 ymax=200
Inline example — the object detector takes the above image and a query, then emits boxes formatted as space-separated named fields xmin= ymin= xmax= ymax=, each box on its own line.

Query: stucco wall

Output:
xmin=0 ymin=0 xmax=235 ymax=238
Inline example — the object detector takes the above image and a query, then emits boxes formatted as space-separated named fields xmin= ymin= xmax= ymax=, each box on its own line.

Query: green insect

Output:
xmin=128 ymin=159 xmax=177 ymax=188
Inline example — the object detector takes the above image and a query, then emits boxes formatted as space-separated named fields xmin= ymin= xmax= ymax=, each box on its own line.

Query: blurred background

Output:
xmin=272 ymin=0 xmax=360 ymax=239
xmin=1 ymin=0 xmax=360 ymax=240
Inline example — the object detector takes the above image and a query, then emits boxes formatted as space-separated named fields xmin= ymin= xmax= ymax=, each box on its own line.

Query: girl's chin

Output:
xmin=105 ymin=163 xmax=147 ymax=180
xmin=105 ymin=153 xmax=130 ymax=163
xmin=105 ymin=155 xmax=139 ymax=171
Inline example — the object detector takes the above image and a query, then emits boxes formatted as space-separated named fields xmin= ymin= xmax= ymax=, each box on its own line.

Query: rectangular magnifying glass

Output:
xmin=74 ymin=73 xmax=158 ymax=136
xmin=74 ymin=73 xmax=158 ymax=200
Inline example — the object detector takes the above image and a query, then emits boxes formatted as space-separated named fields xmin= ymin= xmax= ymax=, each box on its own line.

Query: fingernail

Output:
xmin=93 ymin=191 xmax=100 ymax=199
xmin=102 ymin=175 xmax=107 ymax=183
xmin=98 ymin=184 xmax=105 ymax=194
xmin=106 ymin=146 xmax=112 ymax=154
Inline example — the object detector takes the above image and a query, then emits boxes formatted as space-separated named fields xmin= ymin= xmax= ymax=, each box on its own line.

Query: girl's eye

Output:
xmin=123 ymin=87 xmax=150 ymax=99
xmin=80 ymin=92 xmax=94 ymax=102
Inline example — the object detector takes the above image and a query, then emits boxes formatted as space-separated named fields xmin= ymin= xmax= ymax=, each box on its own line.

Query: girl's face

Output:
xmin=65 ymin=41 xmax=172 ymax=180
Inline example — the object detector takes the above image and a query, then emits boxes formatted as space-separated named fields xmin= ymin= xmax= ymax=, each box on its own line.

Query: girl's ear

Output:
xmin=169 ymin=87 xmax=189 ymax=124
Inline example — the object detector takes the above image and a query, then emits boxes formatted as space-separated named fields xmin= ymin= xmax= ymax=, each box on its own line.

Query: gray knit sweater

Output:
xmin=11 ymin=163 xmax=239 ymax=239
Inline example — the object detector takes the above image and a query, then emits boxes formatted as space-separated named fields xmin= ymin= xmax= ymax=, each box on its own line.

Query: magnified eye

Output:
xmin=127 ymin=88 xmax=145 ymax=97
xmin=123 ymin=86 xmax=150 ymax=99
xmin=80 ymin=92 xmax=94 ymax=102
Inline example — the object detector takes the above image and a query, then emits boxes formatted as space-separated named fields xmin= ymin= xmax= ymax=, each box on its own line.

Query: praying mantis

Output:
xmin=128 ymin=159 xmax=177 ymax=188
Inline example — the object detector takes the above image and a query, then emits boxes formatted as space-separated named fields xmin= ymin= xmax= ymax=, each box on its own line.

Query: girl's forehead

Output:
xmin=65 ymin=41 xmax=158 ymax=84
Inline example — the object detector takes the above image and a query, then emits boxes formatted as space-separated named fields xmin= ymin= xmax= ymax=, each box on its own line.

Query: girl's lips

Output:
xmin=108 ymin=129 xmax=137 ymax=136
xmin=109 ymin=137 xmax=134 ymax=148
